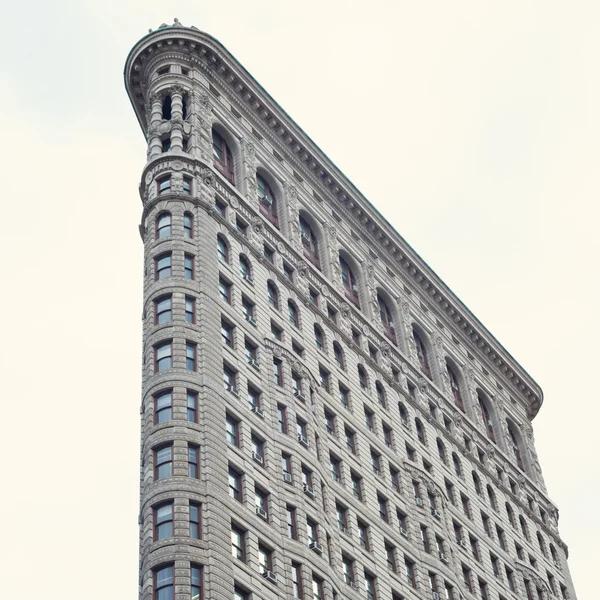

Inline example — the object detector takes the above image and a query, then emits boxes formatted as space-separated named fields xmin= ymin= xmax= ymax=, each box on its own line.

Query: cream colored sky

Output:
xmin=0 ymin=1 xmax=596 ymax=598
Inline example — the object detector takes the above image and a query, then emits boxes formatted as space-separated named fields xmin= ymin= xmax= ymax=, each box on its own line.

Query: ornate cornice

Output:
xmin=125 ymin=25 xmax=543 ymax=419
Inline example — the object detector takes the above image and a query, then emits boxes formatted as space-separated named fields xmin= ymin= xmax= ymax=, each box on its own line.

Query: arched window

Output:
xmin=239 ymin=255 xmax=252 ymax=283
xmin=156 ymin=212 xmax=171 ymax=239
xmin=257 ymin=174 xmax=278 ymax=228
xmin=550 ymin=544 xmax=559 ymax=566
xmin=452 ymin=453 xmax=462 ymax=478
xmin=300 ymin=215 xmax=320 ymax=269
xmin=358 ymin=365 xmax=369 ymax=391
xmin=333 ymin=342 xmax=345 ymax=370
xmin=314 ymin=324 xmax=325 ymax=351
xmin=506 ymin=503 xmax=516 ymax=528
xmin=415 ymin=418 xmax=426 ymax=445
xmin=162 ymin=95 xmax=172 ymax=120
xmin=183 ymin=212 xmax=193 ymax=238
xmin=537 ymin=532 xmax=547 ymax=557
xmin=437 ymin=439 xmax=447 ymax=464
xmin=217 ymin=235 xmax=228 ymax=263
xmin=339 ymin=255 xmax=360 ymax=308
xmin=507 ymin=421 xmax=525 ymax=471
xmin=412 ymin=327 xmax=431 ymax=378
xmin=377 ymin=294 xmax=396 ymax=343
xmin=267 ymin=281 xmax=279 ymax=310
xmin=486 ymin=485 xmax=497 ymax=511
xmin=472 ymin=472 xmax=482 ymax=495
xmin=375 ymin=382 xmax=386 ymax=407
xmin=212 ymin=128 xmax=235 ymax=184
xmin=478 ymin=391 xmax=496 ymax=443
xmin=288 ymin=300 xmax=299 ymax=328
xmin=398 ymin=402 xmax=409 ymax=426
xmin=519 ymin=516 xmax=530 ymax=541
xmin=446 ymin=361 xmax=464 ymax=412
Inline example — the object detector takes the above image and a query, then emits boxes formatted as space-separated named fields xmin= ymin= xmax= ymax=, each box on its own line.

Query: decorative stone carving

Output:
xmin=171 ymin=173 xmax=184 ymax=194
xmin=199 ymin=168 xmax=214 ymax=187
xmin=417 ymin=377 xmax=428 ymax=393
xmin=485 ymin=444 xmax=496 ymax=461
xmin=230 ymin=197 xmax=239 ymax=209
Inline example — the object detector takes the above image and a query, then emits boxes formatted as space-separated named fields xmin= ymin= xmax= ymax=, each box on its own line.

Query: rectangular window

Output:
xmin=187 ymin=390 xmax=197 ymax=422
xmin=190 ymin=565 xmax=202 ymax=600
xmin=154 ymin=340 xmax=173 ymax=373
xmin=330 ymin=454 xmax=341 ymax=482
xmin=421 ymin=524 xmax=430 ymax=552
xmin=154 ymin=445 xmax=172 ymax=480
xmin=247 ymin=386 xmax=261 ymax=410
xmin=231 ymin=525 xmax=246 ymax=561
xmin=157 ymin=175 xmax=171 ymax=195
xmin=242 ymin=297 xmax=255 ymax=323
xmin=154 ymin=565 xmax=173 ymax=600
xmin=186 ymin=342 xmax=197 ymax=371
xmin=183 ymin=176 xmax=192 ymax=195
xmin=357 ymin=519 xmax=369 ymax=550
xmin=339 ymin=384 xmax=349 ymax=408
xmin=277 ymin=404 xmax=287 ymax=433
xmin=271 ymin=320 xmax=283 ymax=340
xmin=273 ymin=358 xmax=283 ymax=386
xmin=189 ymin=502 xmax=201 ymax=539
xmin=188 ymin=444 xmax=199 ymax=478
xmin=312 ymin=575 xmax=323 ymax=600
xmin=319 ymin=367 xmax=330 ymax=392
xmin=221 ymin=319 xmax=233 ymax=347
xmin=228 ymin=467 xmax=242 ymax=502
xmin=287 ymin=505 xmax=297 ymax=539
xmin=155 ymin=253 xmax=172 ymax=281
xmin=154 ymin=295 xmax=172 ymax=324
xmin=292 ymin=563 xmax=302 ymax=598
xmin=404 ymin=557 xmax=416 ymax=588
xmin=255 ymin=487 xmax=268 ymax=519
xmin=365 ymin=572 xmax=377 ymax=600
xmin=218 ymin=278 xmax=231 ymax=303
xmin=154 ymin=390 xmax=172 ymax=424
xmin=154 ymin=502 xmax=173 ymax=540
xmin=351 ymin=472 xmax=363 ymax=501
xmin=185 ymin=296 xmax=195 ymax=323
xmin=184 ymin=213 xmax=193 ymax=238
xmin=226 ymin=414 xmax=239 ymax=446
xmin=184 ymin=254 xmax=194 ymax=279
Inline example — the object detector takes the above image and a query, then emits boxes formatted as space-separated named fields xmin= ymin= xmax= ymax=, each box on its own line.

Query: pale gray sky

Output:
xmin=0 ymin=1 xmax=596 ymax=598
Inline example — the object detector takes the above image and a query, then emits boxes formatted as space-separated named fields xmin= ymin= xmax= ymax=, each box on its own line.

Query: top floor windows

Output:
xmin=340 ymin=255 xmax=360 ymax=308
xmin=300 ymin=216 xmax=320 ymax=269
xmin=377 ymin=293 xmax=396 ymax=343
xmin=157 ymin=175 xmax=171 ymax=196
xmin=446 ymin=362 xmax=464 ymax=411
xmin=478 ymin=391 xmax=496 ymax=443
xmin=508 ymin=421 xmax=525 ymax=471
xmin=257 ymin=174 xmax=278 ymax=228
xmin=412 ymin=327 xmax=431 ymax=379
xmin=212 ymin=128 xmax=235 ymax=185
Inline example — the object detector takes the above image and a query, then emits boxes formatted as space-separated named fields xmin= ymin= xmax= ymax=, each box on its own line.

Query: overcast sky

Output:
xmin=0 ymin=1 xmax=596 ymax=598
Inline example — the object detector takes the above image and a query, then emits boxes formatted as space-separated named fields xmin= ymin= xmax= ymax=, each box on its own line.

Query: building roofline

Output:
xmin=124 ymin=23 xmax=543 ymax=418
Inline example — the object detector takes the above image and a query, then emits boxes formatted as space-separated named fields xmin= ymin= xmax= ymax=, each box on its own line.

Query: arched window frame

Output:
xmin=446 ymin=360 xmax=465 ymax=412
xmin=415 ymin=418 xmax=427 ymax=445
xmin=299 ymin=214 xmax=320 ymax=269
xmin=477 ymin=390 xmax=496 ymax=443
xmin=375 ymin=382 xmax=386 ymax=408
xmin=452 ymin=452 xmax=463 ymax=478
xmin=155 ymin=212 xmax=172 ymax=239
xmin=486 ymin=485 xmax=497 ymax=511
xmin=314 ymin=324 xmax=325 ymax=352
xmin=507 ymin=420 xmax=526 ymax=472
xmin=412 ymin=326 xmax=432 ymax=379
xmin=267 ymin=281 xmax=279 ymax=310
xmin=257 ymin=172 xmax=279 ymax=228
xmin=377 ymin=292 xmax=396 ymax=344
xmin=333 ymin=341 xmax=345 ymax=370
xmin=339 ymin=254 xmax=360 ymax=308
xmin=437 ymin=438 xmax=447 ymax=464
xmin=288 ymin=300 xmax=299 ymax=328
xmin=519 ymin=515 xmax=530 ymax=541
xmin=212 ymin=127 xmax=235 ymax=185
xmin=398 ymin=402 xmax=409 ymax=426
xmin=357 ymin=365 xmax=369 ymax=392
xmin=239 ymin=255 xmax=253 ymax=283
xmin=217 ymin=235 xmax=229 ymax=264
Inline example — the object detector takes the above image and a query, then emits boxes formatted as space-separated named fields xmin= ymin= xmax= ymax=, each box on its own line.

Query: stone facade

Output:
xmin=125 ymin=21 xmax=578 ymax=600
